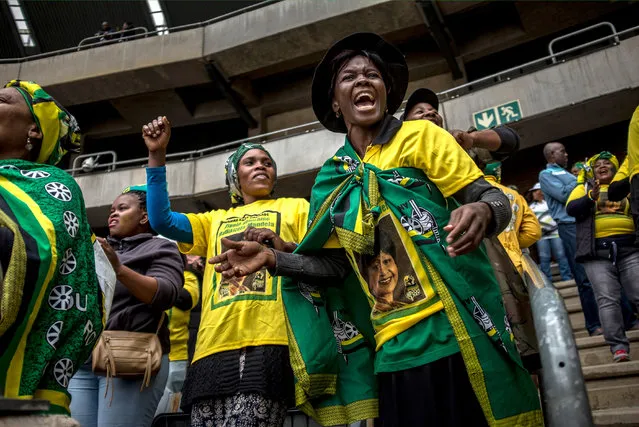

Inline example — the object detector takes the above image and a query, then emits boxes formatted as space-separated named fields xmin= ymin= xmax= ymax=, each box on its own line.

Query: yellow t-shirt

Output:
xmin=567 ymin=184 xmax=634 ymax=238
xmin=626 ymin=106 xmax=639 ymax=179
xmin=612 ymin=157 xmax=629 ymax=183
xmin=327 ymin=119 xmax=483 ymax=353
xmin=485 ymin=176 xmax=541 ymax=274
xmin=178 ymin=198 xmax=309 ymax=363
xmin=167 ymin=270 xmax=200 ymax=361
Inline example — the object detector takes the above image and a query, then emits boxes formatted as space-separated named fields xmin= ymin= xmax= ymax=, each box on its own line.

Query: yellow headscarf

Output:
xmin=4 ymin=80 xmax=81 ymax=165
xmin=577 ymin=151 xmax=619 ymax=184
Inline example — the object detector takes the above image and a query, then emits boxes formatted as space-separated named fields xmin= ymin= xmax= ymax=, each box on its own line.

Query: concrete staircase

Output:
xmin=553 ymin=278 xmax=639 ymax=426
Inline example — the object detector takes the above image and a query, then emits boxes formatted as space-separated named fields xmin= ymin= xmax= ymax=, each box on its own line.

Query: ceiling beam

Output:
xmin=416 ymin=0 xmax=463 ymax=79
xmin=205 ymin=61 xmax=258 ymax=129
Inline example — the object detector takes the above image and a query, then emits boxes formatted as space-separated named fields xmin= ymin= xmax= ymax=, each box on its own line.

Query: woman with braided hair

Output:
xmin=68 ymin=185 xmax=184 ymax=427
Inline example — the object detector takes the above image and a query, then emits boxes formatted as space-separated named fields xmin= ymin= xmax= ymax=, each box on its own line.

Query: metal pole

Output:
xmin=548 ymin=21 xmax=617 ymax=63
xmin=522 ymin=254 xmax=593 ymax=427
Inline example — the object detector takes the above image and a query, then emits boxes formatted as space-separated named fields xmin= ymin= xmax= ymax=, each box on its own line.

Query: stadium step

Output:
xmin=553 ymin=276 xmax=639 ymax=425
xmin=592 ymin=407 xmax=639 ymax=427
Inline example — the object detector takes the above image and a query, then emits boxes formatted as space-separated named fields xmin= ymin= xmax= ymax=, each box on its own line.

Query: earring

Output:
xmin=25 ymin=137 xmax=33 ymax=151
xmin=335 ymin=110 xmax=341 ymax=118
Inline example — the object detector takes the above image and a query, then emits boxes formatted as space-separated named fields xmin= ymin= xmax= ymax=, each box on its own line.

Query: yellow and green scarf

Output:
xmin=4 ymin=80 xmax=81 ymax=166
xmin=282 ymin=141 xmax=542 ymax=426
xmin=0 ymin=160 xmax=103 ymax=414
xmin=577 ymin=151 xmax=618 ymax=184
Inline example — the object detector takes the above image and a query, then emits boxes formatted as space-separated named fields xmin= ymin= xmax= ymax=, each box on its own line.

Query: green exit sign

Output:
xmin=472 ymin=100 xmax=523 ymax=130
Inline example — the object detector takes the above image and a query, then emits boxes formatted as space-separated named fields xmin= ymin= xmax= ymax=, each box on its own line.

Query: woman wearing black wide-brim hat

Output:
xmin=213 ymin=33 xmax=542 ymax=426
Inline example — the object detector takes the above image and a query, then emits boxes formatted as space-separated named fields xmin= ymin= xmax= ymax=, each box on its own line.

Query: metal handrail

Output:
xmin=64 ymin=122 xmax=322 ymax=174
xmin=61 ymin=23 xmax=638 ymax=175
xmin=0 ymin=0 xmax=282 ymax=64
xmin=77 ymin=27 xmax=149 ymax=49
xmin=71 ymin=151 xmax=117 ymax=174
xmin=521 ymin=253 xmax=593 ymax=427
xmin=438 ymin=24 xmax=638 ymax=100
xmin=549 ymin=21 xmax=618 ymax=63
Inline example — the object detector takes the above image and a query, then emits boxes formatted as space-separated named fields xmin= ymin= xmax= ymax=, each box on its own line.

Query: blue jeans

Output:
xmin=558 ymin=223 xmax=602 ymax=334
xmin=584 ymin=252 xmax=639 ymax=352
xmin=536 ymin=237 xmax=572 ymax=281
xmin=68 ymin=355 xmax=169 ymax=427
xmin=155 ymin=360 xmax=187 ymax=415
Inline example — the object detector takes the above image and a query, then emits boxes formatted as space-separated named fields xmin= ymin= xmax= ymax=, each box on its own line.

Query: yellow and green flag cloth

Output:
xmin=0 ymin=159 xmax=103 ymax=414
xmin=283 ymin=141 xmax=543 ymax=426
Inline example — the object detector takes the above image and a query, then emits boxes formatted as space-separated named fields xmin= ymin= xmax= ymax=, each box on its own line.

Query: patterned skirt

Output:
xmin=190 ymin=393 xmax=288 ymax=427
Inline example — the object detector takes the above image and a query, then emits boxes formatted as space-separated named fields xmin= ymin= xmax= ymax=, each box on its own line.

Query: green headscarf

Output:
xmin=224 ymin=143 xmax=277 ymax=205
xmin=577 ymin=151 xmax=618 ymax=184
xmin=122 ymin=184 xmax=147 ymax=193
xmin=483 ymin=161 xmax=502 ymax=183
xmin=4 ymin=80 xmax=81 ymax=165
xmin=572 ymin=161 xmax=585 ymax=172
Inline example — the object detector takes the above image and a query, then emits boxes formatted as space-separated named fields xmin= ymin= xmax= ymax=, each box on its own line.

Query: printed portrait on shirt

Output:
xmin=597 ymin=193 xmax=627 ymax=215
xmin=355 ymin=214 xmax=427 ymax=315
xmin=217 ymin=231 xmax=267 ymax=299
xmin=212 ymin=211 xmax=281 ymax=307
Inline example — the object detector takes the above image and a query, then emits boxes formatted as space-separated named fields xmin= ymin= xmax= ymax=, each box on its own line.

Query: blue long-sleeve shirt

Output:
xmin=538 ymin=163 xmax=577 ymax=224
xmin=146 ymin=166 xmax=194 ymax=243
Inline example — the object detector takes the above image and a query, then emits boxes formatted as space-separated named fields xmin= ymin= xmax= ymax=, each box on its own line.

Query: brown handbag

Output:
xmin=92 ymin=314 xmax=164 ymax=392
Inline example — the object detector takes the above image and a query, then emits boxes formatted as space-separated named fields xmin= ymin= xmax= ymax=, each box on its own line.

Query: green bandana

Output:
xmin=283 ymin=141 xmax=542 ymax=426
xmin=122 ymin=184 xmax=147 ymax=193
xmin=224 ymin=143 xmax=277 ymax=205
xmin=483 ymin=161 xmax=502 ymax=183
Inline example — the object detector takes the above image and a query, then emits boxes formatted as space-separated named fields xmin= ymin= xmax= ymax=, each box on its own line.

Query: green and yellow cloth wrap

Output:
xmin=0 ymin=160 xmax=103 ymax=414
xmin=282 ymin=141 xmax=542 ymax=426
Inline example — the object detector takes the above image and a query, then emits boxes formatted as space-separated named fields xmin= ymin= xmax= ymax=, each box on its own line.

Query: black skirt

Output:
xmin=180 ymin=345 xmax=294 ymax=411
xmin=377 ymin=352 xmax=489 ymax=427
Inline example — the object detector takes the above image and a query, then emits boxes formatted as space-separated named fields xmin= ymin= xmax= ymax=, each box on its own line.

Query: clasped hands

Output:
xmin=211 ymin=203 xmax=492 ymax=278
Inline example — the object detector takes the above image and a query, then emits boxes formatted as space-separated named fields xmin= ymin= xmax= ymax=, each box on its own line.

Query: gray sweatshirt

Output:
xmin=106 ymin=233 xmax=184 ymax=353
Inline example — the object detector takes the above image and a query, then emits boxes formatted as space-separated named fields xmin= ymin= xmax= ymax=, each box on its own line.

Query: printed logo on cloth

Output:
xmin=331 ymin=310 xmax=364 ymax=363
xmin=505 ymin=193 xmax=518 ymax=233
xmin=398 ymin=199 xmax=444 ymax=251
xmin=333 ymin=155 xmax=360 ymax=174
xmin=470 ymin=296 xmax=508 ymax=353
xmin=387 ymin=170 xmax=431 ymax=192
xmin=298 ymin=281 xmax=322 ymax=315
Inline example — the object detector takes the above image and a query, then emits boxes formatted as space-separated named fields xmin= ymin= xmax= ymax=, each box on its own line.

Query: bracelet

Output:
xmin=588 ymin=190 xmax=596 ymax=201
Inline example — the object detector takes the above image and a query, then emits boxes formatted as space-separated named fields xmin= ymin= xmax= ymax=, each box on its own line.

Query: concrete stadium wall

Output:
xmin=441 ymin=35 xmax=639 ymax=148
xmin=75 ymin=35 xmax=638 ymax=227
xmin=0 ymin=0 xmax=422 ymax=106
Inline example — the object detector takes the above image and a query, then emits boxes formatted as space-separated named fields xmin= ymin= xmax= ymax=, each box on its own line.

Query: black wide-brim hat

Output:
xmin=401 ymin=88 xmax=439 ymax=120
xmin=311 ymin=32 xmax=408 ymax=133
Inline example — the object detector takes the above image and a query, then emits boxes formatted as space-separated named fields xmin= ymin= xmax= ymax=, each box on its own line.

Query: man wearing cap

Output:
xmin=402 ymin=88 xmax=520 ymax=160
